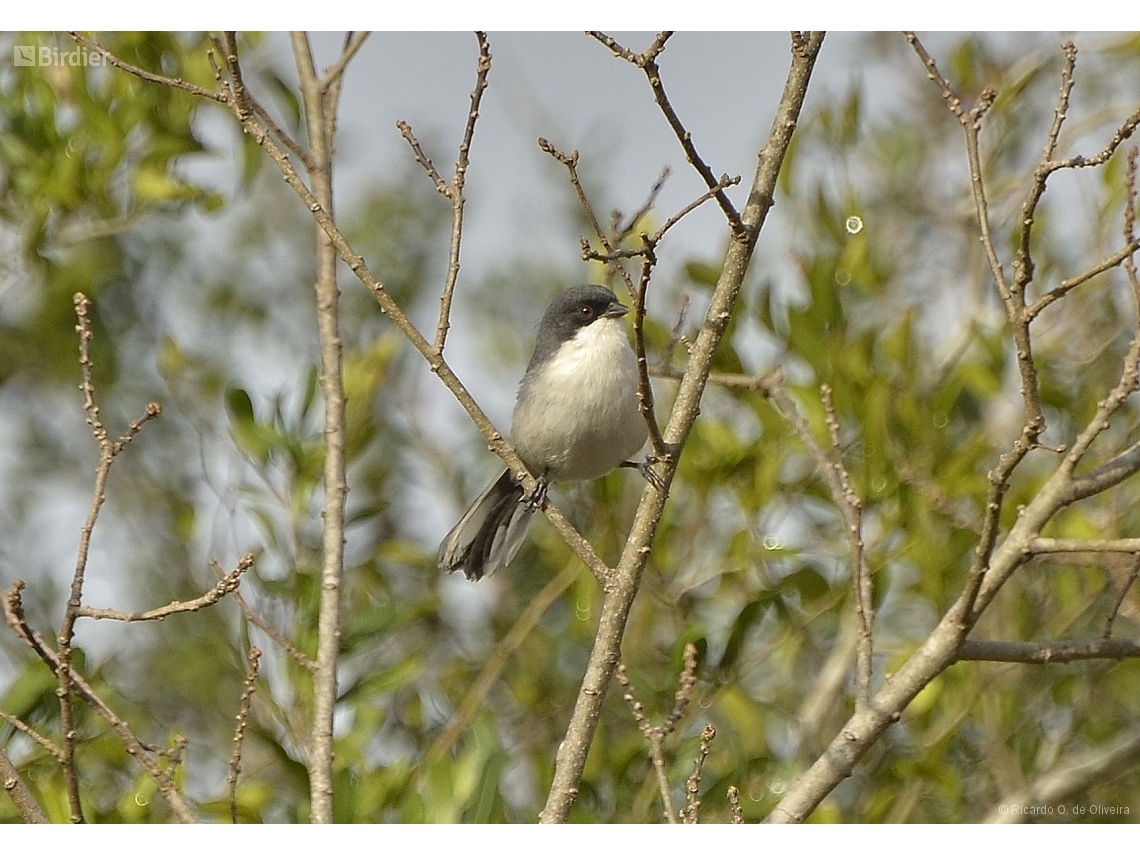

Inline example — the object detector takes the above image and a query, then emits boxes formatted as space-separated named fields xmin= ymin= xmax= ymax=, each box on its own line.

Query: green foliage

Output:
xmin=3 ymin=31 xmax=1140 ymax=826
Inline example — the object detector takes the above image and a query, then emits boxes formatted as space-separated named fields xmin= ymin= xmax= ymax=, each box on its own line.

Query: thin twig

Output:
xmin=537 ymin=138 xmax=634 ymax=296
xmin=583 ymin=173 xmax=742 ymax=265
xmin=54 ymin=294 xmax=163 ymax=822
xmin=614 ymin=643 xmax=700 ymax=823
xmin=397 ymin=32 xmax=490 ymax=353
xmin=0 ymin=711 xmax=65 ymax=762
xmin=2 ymin=583 xmax=196 ymax=821
xmin=440 ymin=32 xmax=491 ymax=352
xmin=1013 ymin=42 xmax=1078 ymax=294
xmin=319 ymin=31 xmax=370 ymax=93
xmin=218 ymin=559 xmax=316 ymax=673
xmin=631 ymin=241 xmax=669 ymax=461
xmin=615 ymin=662 xmax=677 ymax=823
xmin=588 ymin=31 xmax=745 ymax=236
xmin=424 ymin=560 xmax=579 ymax=767
xmin=820 ymin=384 xmax=873 ymax=709
xmin=227 ymin=646 xmax=262 ymax=824
xmin=77 ymin=554 xmax=253 ymax=622
xmin=1028 ymin=238 xmax=1140 ymax=319
xmin=1123 ymin=147 xmax=1140 ymax=310
xmin=1102 ymin=556 xmax=1140 ymax=640
xmin=678 ymin=724 xmax=716 ymax=823
xmin=726 ymin=785 xmax=744 ymax=824
xmin=68 ymin=32 xmax=226 ymax=102
xmin=745 ymin=373 xmax=874 ymax=707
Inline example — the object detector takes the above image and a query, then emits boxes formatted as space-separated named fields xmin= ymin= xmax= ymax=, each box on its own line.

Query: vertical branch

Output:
xmin=227 ymin=646 xmax=262 ymax=823
xmin=58 ymin=293 xmax=105 ymax=822
xmin=437 ymin=31 xmax=491 ymax=352
xmin=395 ymin=32 xmax=491 ymax=352
xmin=820 ymin=385 xmax=873 ymax=709
xmin=614 ymin=643 xmax=699 ymax=822
xmin=632 ymin=241 xmax=669 ymax=459
xmin=678 ymin=724 xmax=716 ymax=823
xmin=289 ymin=31 xmax=348 ymax=824
xmin=55 ymin=295 xmax=161 ymax=823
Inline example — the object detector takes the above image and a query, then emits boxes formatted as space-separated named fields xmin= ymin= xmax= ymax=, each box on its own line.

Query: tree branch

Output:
xmin=615 ymin=643 xmax=699 ymax=823
xmin=287 ymin=30 xmax=346 ymax=825
xmin=588 ymin=31 xmax=746 ymax=237
xmin=767 ymin=35 xmax=1140 ymax=824
xmin=541 ymin=31 xmax=825 ymax=823
xmin=0 ymin=746 xmax=49 ymax=824
xmin=957 ymin=638 xmax=1140 ymax=663
xmin=226 ymin=645 xmax=261 ymax=824
xmin=76 ymin=554 xmax=252 ymax=622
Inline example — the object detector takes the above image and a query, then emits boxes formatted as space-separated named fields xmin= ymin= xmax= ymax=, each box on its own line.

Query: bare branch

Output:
xmin=50 ymin=294 xmax=165 ymax=822
xmin=227 ymin=646 xmax=262 ymax=824
xmin=1029 ymin=537 xmax=1140 ymax=554
xmin=820 ymin=385 xmax=873 ymax=709
xmin=538 ymin=138 xmax=634 ymax=296
xmin=588 ymin=31 xmax=745 ymax=236
xmin=957 ymin=638 xmax=1140 ymax=663
xmin=0 ymin=591 xmax=197 ymax=821
xmin=77 ymin=554 xmax=253 ymax=622
xmin=1013 ymin=41 xmax=1078 ymax=294
xmin=319 ymin=31 xmax=370 ymax=92
xmin=1103 ymin=556 xmax=1140 ymax=640
xmin=289 ymin=29 xmax=347 ymax=825
xmin=903 ymin=32 xmax=966 ymax=119
xmin=1028 ymin=238 xmax=1140 ymax=319
xmin=68 ymin=32 xmax=226 ymax=102
xmin=0 ymin=746 xmax=49 ymax=824
xmin=426 ymin=32 xmax=493 ymax=352
xmin=906 ymin=34 xmax=1044 ymax=451
xmin=678 ymin=724 xmax=716 ymax=823
xmin=616 ymin=662 xmax=677 ymax=823
xmin=615 ymin=643 xmax=700 ymax=823
xmin=0 ymin=711 xmax=65 ymax=762
xmin=727 ymin=785 xmax=744 ymax=824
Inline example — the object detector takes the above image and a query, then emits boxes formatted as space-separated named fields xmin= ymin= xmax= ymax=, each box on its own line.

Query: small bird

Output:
xmin=438 ymin=285 xmax=649 ymax=581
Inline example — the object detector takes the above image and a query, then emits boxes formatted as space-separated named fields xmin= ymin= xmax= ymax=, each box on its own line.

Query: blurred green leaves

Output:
xmin=3 ymin=31 xmax=1140 ymax=826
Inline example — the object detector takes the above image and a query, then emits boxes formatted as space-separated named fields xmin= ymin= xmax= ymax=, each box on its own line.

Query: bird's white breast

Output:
xmin=511 ymin=317 xmax=646 ymax=481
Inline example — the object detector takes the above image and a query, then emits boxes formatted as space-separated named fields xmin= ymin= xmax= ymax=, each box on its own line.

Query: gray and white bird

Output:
xmin=438 ymin=285 xmax=648 ymax=581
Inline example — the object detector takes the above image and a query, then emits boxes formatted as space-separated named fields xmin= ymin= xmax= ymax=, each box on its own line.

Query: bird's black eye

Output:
xmin=578 ymin=304 xmax=596 ymax=321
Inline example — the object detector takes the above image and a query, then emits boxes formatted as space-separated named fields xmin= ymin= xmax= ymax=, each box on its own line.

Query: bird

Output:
xmin=438 ymin=284 xmax=649 ymax=581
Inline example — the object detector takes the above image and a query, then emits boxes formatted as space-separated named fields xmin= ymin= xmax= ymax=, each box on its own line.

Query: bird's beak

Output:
xmin=603 ymin=300 xmax=630 ymax=319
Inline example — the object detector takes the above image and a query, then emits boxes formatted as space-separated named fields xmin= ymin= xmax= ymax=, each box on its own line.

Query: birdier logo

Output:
xmin=12 ymin=45 xmax=106 ymax=67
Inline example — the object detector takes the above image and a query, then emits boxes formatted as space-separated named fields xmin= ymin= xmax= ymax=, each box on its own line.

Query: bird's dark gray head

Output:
xmin=527 ymin=285 xmax=629 ymax=372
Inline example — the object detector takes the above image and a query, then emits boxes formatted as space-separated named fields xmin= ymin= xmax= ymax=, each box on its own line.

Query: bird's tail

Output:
xmin=437 ymin=468 xmax=534 ymax=581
